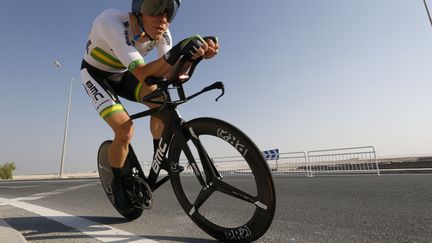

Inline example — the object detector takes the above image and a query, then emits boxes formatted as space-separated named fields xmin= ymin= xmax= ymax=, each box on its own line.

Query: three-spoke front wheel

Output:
xmin=169 ymin=118 xmax=276 ymax=242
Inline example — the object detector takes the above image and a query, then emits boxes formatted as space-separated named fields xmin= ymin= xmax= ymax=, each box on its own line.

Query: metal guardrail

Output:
xmin=140 ymin=146 xmax=381 ymax=177
xmin=307 ymin=146 xmax=380 ymax=176
xmin=267 ymin=152 xmax=308 ymax=176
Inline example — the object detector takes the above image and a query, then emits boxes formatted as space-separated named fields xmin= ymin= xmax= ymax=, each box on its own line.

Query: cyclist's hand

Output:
xmin=202 ymin=36 xmax=219 ymax=59
xmin=164 ymin=35 xmax=208 ymax=65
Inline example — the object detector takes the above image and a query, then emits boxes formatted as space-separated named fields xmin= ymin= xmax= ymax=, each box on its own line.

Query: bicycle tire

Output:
xmin=169 ymin=118 xmax=276 ymax=242
xmin=97 ymin=140 xmax=143 ymax=220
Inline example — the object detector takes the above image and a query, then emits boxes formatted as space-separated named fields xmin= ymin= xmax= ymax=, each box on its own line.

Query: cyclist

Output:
xmin=80 ymin=0 xmax=219 ymax=213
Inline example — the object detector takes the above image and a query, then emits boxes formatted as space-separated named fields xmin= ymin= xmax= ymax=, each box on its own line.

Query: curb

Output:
xmin=0 ymin=218 xmax=27 ymax=243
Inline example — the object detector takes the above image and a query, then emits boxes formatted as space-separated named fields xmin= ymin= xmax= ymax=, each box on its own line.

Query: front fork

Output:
xmin=180 ymin=123 xmax=223 ymax=186
xmin=147 ymin=118 xmax=222 ymax=191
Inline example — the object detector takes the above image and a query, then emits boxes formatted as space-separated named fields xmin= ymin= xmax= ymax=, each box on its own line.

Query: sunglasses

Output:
xmin=140 ymin=0 xmax=178 ymax=22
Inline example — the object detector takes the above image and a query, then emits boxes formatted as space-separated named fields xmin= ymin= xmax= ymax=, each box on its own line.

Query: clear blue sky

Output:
xmin=1 ymin=1 xmax=431 ymax=175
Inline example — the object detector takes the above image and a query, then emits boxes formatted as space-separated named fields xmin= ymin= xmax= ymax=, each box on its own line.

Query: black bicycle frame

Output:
xmin=127 ymin=95 xmax=180 ymax=192
xmin=126 ymin=58 xmax=224 ymax=191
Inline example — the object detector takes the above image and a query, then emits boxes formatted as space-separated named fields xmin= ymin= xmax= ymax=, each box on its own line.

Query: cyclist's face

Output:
xmin=142 ymin=14 xmax=169 ymax=40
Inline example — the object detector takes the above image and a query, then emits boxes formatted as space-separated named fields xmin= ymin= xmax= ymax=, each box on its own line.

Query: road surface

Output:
xmin=0 ymin=174 xmax=431 ymax=242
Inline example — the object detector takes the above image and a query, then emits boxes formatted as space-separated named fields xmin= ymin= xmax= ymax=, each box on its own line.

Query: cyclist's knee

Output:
xmin=150 ymin=116 xmax=163 ymax=138
xmin=113 ymin=120 xmax=134 ymax=144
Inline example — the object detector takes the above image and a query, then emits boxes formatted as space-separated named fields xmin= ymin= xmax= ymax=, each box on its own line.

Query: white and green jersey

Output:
xmin=81 ymin=9 xmax=172 ymax=119
xmin=83 ymin=9 xmax=172 ymax=73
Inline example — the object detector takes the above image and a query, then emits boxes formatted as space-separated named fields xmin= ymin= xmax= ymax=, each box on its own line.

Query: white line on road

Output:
xmin=0 ymin=181 xmax=159 ymax=242
xmin=0 ymin=185 xmax=40 ymax=189
xmin=0 ymin=197 xmax=158 ymax=243
xmin=0 ymin=179 xmax=98 ymax=184
xmin=31 ymin=183 xmax=99 ymax=197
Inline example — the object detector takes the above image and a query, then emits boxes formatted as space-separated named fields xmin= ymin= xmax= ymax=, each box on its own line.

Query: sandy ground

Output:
xmin=11 ymin=172 xmax=99 ymax=180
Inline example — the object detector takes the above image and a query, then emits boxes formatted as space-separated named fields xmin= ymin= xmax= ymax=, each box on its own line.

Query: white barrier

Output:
xmin=179 ymin=156 xmax=253 ymax=177
xmin=307 ymin=146 xmax=380 ymax=176
xmin=267 ymin=152 xmax=308 ymax=175
xmin=140 ymin=146 xmax=381 ymax=177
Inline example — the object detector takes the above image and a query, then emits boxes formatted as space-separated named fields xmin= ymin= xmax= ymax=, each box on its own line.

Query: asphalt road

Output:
xmin=0 ymin=174 xmax=431 ymax=242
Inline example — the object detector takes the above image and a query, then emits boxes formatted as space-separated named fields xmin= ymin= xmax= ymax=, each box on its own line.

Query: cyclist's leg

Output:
xmin=82 ymin=64 xmax=134 ymax=211
xmin=80 ymin=64 xmax=133 ymax=169
xmin=115 ymin=71 xmax=164 ymax=149
xmin=139 ymin=83 xmax=164 ymax=153
xmin=137 ymin=81 xmax=164 ymax=139
xmin=104 ymin=111 xmax=134 ymax=169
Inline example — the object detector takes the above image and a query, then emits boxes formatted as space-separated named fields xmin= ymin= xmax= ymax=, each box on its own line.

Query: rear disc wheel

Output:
xmin=97 ymin=140 xmax=143 ymax=220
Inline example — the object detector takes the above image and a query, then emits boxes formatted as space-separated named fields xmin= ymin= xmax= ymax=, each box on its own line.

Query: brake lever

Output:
xmin=186 ymin=81 xmax=225 ymax=102
xmin=201 ymin=81 xmax=224 ymax=101
xmin=214 ymin=82 xmax=225 ymax=102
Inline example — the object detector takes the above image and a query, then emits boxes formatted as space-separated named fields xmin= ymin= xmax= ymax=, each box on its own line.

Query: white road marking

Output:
xmin=0 ymin=179 xmax=97 ymax=184
xmin=0 ymin=198 xmax=157 ymax=242
xmin=31 ymin=183 xmax=98 ymax=197
xmin=0 ymin=185 xmax=40 ymax=189
xmin=0 ymin=181 xmax=159 ymax=242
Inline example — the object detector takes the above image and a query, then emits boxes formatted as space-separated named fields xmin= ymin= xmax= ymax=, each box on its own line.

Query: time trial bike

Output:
xmin=97 ymin=56 xmax=276 ymax=242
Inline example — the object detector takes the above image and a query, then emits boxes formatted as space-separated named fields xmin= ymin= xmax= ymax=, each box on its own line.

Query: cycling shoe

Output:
xmin=111 ymin=178 xmax=133 ymax=213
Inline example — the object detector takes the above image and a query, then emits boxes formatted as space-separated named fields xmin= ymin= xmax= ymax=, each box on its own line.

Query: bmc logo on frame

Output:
xmin=152 ymin=138 xmax=167 ymax=173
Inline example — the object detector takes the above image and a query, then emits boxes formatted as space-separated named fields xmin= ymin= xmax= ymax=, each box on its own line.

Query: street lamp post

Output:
xmin=424 ymin=0 xmax=432 ymax=28
xmin=54 ymin=61 xmax=77 ymax=177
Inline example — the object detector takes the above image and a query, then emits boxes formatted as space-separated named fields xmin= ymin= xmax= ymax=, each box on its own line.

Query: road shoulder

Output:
xmin=0 ymin=218 xmax=27 ymax=243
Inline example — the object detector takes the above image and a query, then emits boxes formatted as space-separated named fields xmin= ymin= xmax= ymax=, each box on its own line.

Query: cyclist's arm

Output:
xmin=133 ymin=35 xmax=219 ymax=83
xmin=131 ymin=57 xmax=172 ymax=84
xmin=128 ymin=29 xmax=174 ymax=83
xmin=134 ymin=29 xmax=194 ymax=83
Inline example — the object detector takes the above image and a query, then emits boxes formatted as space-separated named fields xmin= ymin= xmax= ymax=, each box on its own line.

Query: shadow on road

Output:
xmin=81 ymin=215 xmax=131 ymax=224
xmin=5 ymin=215 xmax=217 ymax=242
xmin=139 ymin=235 xmax=216 ymax=242
xmin=84 ymin=216 xmax=218 ymax=242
